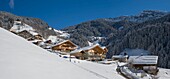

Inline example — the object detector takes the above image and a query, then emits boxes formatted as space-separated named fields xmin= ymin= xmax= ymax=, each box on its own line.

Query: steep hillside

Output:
xmin=0 ymin=27 xmax=109 ymax=79
xmin=63 ymin=10 xmax=168 ymax=47
xmin=107 ymin=14 xmax=170 ymax=68
xmin=0 ymin=11 xmax=57 ymax=38
xmin=63 ymin=20 xmax=118 ymax=47
xmin=0 ymin=27 xmax=127 ymax=79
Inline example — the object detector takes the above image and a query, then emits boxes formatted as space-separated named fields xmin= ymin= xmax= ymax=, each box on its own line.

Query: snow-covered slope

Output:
xmin=1 ymin=27 xmax=169 ymax=79
xmin=68 ymin=59 xmax=125 ymax=79
xmin=0 ymin=27 xmax=109 ymax=79
xmin=47 ymin=35 xmax=64 ymax=43
xmin=10 ymin=21 xmax=38 ymax=36
xmin=54 ymin=29 xmax=70 ymax=38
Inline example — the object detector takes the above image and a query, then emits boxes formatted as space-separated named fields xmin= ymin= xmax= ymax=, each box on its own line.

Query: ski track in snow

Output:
xmin=71 ymin=62 xmax=109 ymax=79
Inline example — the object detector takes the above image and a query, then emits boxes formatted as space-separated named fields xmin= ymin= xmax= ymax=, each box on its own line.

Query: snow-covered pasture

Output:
xmin=0 ymin=27 xmax=124 ymax=79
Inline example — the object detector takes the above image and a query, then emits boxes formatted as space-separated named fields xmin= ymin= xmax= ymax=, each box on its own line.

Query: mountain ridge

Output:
xmin=62 ymin=10 xmax=168 ymax=47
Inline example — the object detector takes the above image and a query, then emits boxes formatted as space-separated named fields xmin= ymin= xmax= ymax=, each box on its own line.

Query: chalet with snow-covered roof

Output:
xmin=70 ymin=44 xmax=108 ymax=60
xmin=51 ymin=40 xmax=78 ymax=53
xmin=128 ymin=56 xmax=159 ymax=74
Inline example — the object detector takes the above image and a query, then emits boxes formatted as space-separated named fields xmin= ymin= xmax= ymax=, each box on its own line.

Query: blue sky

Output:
xmin=1 ymin=0 xmax=170 ymax=29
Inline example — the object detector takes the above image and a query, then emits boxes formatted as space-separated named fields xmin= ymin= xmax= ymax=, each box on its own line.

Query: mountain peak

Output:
xmin=141 ymin=10 xmax=168 ymax=14
xmin=138 ymin=10 xmax=168 ymax=17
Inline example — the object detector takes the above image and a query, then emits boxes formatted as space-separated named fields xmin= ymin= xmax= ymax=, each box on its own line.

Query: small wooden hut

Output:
xmin=52 ymin=40 xmax=78 ymax=53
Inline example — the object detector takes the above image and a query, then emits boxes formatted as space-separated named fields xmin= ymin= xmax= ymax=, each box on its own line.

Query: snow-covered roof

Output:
xmin=70 ymin=49 xmax=83 ymax=54
xmin=14 ymin=21 xmax=22 ymax=23
xmin=70 ymin=44 xmax=104 ymax=54
xmin=29 ymin=31 xmax=39 ymax=36
xmin=53 ymin=40 xmax=78 ymax=48
xmin=128 ymin=56 xmax=158 ymax=65
xmin=29 ymin=39 xmax=43 ymax=43
xmin=101 ymin=46 xmax=107 ymax=49
xmin=112 ymin=55 xmax=128 ymax=58
xmin=80 ymin=44 xmax=99 ymax=51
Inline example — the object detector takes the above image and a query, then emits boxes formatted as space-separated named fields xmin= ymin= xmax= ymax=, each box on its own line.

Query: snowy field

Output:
xmin=0 ymin=27 xmax=124 ymax=79
xmin=64 ymin=58 xmax=125 ymax=79
xmin=157 ymin=68 xmax=170 ymax=79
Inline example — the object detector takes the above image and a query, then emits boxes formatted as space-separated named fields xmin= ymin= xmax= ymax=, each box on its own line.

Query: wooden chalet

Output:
xmin=27 ymin=35 xmax=43 ymax=41
xmin=34 ymin=34 xmax=43 ymax=40
xmin=27 ymin=34 xmax=44 ymax=46
xmin=70 ymin=44 xmax=108 ymax=61
xmin=52 ymin=40 xmax=78 ymax=53
xmin=128 ymin=56 xmax=159 ymax=75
